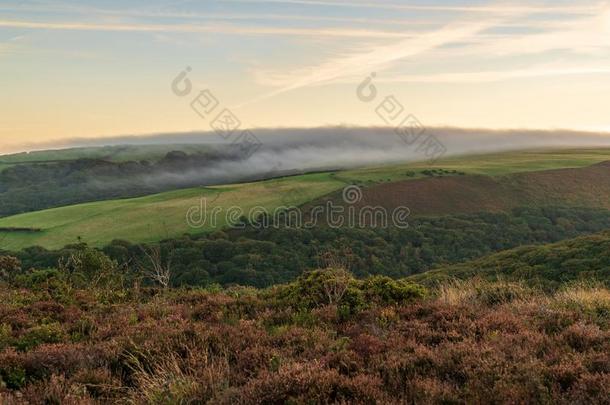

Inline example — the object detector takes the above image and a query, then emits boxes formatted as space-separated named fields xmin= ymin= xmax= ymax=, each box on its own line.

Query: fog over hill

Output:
xmin=5 ymin=127 xmax=610 ymax=185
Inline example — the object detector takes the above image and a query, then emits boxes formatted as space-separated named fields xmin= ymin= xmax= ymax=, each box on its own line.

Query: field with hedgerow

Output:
xmin=0 ymin=250 xmax=609 ymax=404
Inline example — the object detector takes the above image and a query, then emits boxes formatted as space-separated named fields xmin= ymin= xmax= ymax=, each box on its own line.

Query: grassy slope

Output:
xmin=3 ymin=148 xmax=610 ymax=250
xmin=409 ymin=230 xmax=610 ymax=288
xmin=340 ymin=148 xmax=610 ymax=182
xmin=0 ymin=173 xmax=344 ymax=250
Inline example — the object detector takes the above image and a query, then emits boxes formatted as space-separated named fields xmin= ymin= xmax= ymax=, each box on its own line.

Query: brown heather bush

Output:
xmin=0 ymin=277 xmax=608 ymax=404
xmin=217 ymin=361 xmax=389 ymax=404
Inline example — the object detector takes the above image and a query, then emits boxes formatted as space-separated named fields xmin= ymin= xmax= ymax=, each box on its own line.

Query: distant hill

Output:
xmin=2 ymin=145 xmax=610 ymax=218
xmin=4 ymin=149 xmax=610 ymax=250
xmin=409 ymin=230 xmax=610 ymax=289
xmin=0 ymin=146 xmax=251 ymax=217
xmin=0 ymin=144 xmax=217 ymax=166
xmin=318 ymin=160 xmax=610 ymax=218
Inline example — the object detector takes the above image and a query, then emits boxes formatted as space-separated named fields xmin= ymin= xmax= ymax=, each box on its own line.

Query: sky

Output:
xmin=1 ymin=0 xmax=610 ymax=153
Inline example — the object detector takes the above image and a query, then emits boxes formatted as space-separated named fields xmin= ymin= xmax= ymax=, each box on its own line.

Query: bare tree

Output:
xmin=322 ymin=268 xmax=351 ymax=305
xmin=138 ymin=246 xmax=173 ymax=289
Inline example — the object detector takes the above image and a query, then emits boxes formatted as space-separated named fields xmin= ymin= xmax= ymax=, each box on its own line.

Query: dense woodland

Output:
xmin=412 ymin=230 xmax=610 ymax=289
xmin=6 ymin=206 xmax=610 ymax=288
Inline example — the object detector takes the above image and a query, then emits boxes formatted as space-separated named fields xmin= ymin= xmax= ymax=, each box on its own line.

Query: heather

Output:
xmin=0 ymin=266 xmax=608 ymax=404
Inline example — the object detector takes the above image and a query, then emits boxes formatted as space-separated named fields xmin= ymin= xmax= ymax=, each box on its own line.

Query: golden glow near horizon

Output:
xmin=1 ymin=0 xmax=610 ymax=153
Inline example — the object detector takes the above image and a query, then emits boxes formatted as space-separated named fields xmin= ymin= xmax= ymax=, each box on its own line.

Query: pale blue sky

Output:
xmin=1 ymin=0 xmax=610 ymax=151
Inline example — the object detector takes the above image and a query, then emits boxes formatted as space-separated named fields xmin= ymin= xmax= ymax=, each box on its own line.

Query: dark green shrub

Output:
xmin=0 ymin=365 xmax=26 ymax=389
xmin=273 ymin=270 xmax=426 ymax=317
xmin=59 ymin=248 xmax=123 ymax=290
xmin=362 ymin=276 xmax=427 ymax=305
xmin=16 ymin=323 xmax=65 ymax=351
xmin=0 ymin=323 xmax=13 ymax=351
xmin=13 ymin=269 xmax=72 ymax=301
xmin=274 ymin=268 xmax=357 ymax=311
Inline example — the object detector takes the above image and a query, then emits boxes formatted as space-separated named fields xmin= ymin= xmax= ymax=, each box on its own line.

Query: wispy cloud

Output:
xmin=223 ymin=0 xmax=602 ymax=15
xmin=0 ymin=3 xmax=446 ymax=27
xmin=378 ymin=65 xmax=610 ymax=84
xmin=0 ymin=19 xmax=422 ymax=38
xmin=242 ymin=19 xmax=500 ymax=105
xmin=458 ymin=8 xmax=610 ymax=57
xmin=244 ymin=3 xmax=610 ymax=102
xmin=0 ymin=2 xmax=586 ymax=30
xmin=3 ymin=0 xmax=609 ymax=136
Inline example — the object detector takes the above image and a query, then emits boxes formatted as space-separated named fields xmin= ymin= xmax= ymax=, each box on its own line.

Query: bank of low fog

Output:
xmin=17 ymin=127 xmax=610 ymax=185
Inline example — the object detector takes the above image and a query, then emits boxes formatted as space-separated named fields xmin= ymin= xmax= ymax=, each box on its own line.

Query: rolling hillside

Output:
xmin=409 ymin=230 xmax=610 ymax=289
xmin=325 ymin=160 xmax=610 ymax=217
xmin=340 ymin=147 xmax=610 ymax=181
xmin=3 ymin=147 xmax=610 ymax=218
xmin=0 ymin=173 xmax=345 ymax=250
xmin=3 ymin=149 xmax=610 ymax=250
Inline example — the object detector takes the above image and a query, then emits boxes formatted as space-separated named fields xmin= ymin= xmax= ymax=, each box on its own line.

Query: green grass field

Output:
xmin=0 ymin=173 xmax=345 ymax=250
xmin=3 ymin=148 xmax=610 ymax=250
xmin=339 ymin=148 xmax=610 ymax=183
